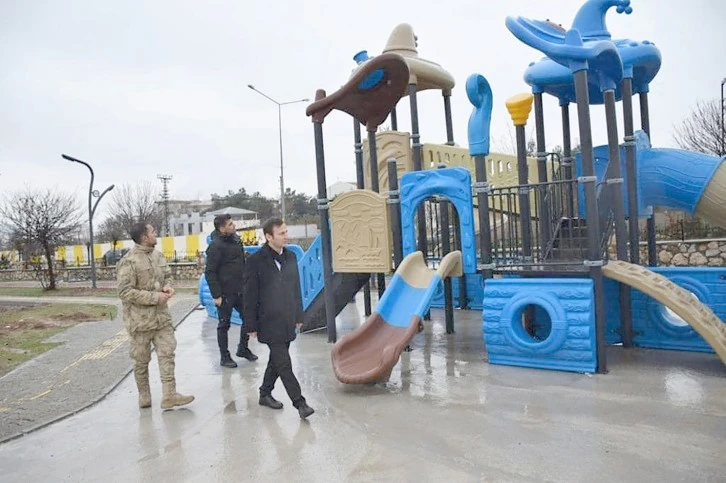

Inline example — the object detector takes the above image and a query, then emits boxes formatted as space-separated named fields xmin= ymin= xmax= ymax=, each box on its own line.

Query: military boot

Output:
xmin=160 ymin=382 xmax=195 ymax=409
xmin=134 ymin=367 xmax=152 ymax=409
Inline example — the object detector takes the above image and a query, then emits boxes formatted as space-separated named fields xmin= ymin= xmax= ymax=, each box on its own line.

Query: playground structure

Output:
xmin=199 ymin=0 xmax=726 ymax=381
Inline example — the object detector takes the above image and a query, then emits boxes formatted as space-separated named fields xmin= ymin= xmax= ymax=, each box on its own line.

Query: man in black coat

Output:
xmin=205 ymin=214 xmax=258 ymax=368
xmin=242 ymin=218 xmax=314 ymax=419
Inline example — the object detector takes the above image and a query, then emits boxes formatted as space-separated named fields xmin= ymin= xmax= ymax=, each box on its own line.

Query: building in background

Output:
xmin=169 ymin=206 xmax=259 ymax=236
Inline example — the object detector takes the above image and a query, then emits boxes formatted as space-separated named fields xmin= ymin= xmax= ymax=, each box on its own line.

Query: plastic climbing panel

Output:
xmin=399 ymin=167 xmax=477 ymax=274
xmin=198 ymin=240 xmax=316 ymax=326
xmin=483 ymin=278 xmax=597 ymax=373
xmin=602 ymin=261 xmax=726 ymax=364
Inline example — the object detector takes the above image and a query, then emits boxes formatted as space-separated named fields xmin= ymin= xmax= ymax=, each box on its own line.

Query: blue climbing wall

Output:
xmin=198 ymin=237 xmax=322 ymax=326
xmin=483 ymin=278 xmax=597 ymax=373
xmin=399 ymin=167 xmax=477 ymax=274
xmin=605 ymin=267 xmax=726 ymax=353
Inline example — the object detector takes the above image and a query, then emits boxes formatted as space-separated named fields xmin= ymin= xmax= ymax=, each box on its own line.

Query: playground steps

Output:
xmin=546 ymin=217 xmax=589 ymax=261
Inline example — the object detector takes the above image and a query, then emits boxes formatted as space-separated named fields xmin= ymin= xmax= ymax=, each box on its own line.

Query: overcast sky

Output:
xmin=1 ymin=0 xmax=724 ymax=223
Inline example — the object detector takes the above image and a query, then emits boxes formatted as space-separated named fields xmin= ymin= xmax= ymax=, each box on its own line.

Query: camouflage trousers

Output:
xmin=129 ymin=325 xmax=177 ymax=384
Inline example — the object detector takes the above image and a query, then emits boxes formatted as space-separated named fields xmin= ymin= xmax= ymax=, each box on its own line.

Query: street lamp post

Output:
xmin=62 ymin=154 xmax=114 ymax=289
xmin=247 ymin=84 xmax=308 ymax=220
xmin=721 ymin=78 xmax=725 ymax=157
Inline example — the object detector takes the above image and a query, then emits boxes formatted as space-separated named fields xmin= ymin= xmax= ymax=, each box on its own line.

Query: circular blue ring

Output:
xmin=500 ymin=291 xmax=567 ymax=354
xmin=646 ymin=275 xmax=710 ymax=339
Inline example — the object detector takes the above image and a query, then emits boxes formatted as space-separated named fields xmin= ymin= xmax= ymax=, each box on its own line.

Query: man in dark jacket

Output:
xmin=242 ymin=217 xmax=314 ymax=419
xmin=205 ymin=214 xmax=258 ymax=368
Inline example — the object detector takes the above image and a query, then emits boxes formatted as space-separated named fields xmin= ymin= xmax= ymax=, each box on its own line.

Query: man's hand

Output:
xmin=213 ymin=297 xmax=222 ymax=307
xmin=248 ymin=332 xmax=257 ymax=338
xmin=157 ymin=292 xmax=172 ymax=306
xmin=162 ymin=286 xmax=175 ymax=297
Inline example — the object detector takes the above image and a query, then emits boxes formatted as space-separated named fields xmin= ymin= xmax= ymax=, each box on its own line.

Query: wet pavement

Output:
xmin=0 ymin=294 xmax=724 ymax=482
xmin=0 ymin=295 xmax=200 ymax=442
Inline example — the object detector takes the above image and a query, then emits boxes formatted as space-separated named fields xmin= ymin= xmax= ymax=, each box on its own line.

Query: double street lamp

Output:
xmin=247 ymin=84 xmax=308 ymax=220
xmin=62 ymin=154 xmax=114 ymax=289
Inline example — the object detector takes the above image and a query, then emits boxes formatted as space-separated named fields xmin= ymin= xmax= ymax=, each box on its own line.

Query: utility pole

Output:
xmin=157 ymin=174 xmax=172 ymax=236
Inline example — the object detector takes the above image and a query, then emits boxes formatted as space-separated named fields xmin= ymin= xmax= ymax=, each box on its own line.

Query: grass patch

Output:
xmin=0 ymin=286 xmax=197 ymax=298
xmin=0 ymin=303 xmax=118 ymax=376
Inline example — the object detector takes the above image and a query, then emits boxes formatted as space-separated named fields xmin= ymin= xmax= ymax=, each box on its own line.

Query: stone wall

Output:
xmin=646 ymin=239 xmax=726 ymax=267
xmin=0 ymin=263 xmax=204 ymax=283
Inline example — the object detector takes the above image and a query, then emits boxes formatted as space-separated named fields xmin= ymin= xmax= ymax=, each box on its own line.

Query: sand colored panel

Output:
xmin=694 ymin=160 xmax=726 ymax=229
xmin=421 ymin=143 xmax=474 ymax=170
xmin=329 ymin=190 xmax=392 ymax=273
xmin=56 ymin=246 xmax=66 ymax=261
xmin=331 ymin=251 xmax=462 ymax=384
xmin=362 ymin=131 xmax=412 ymax=192
xmin=602 ymin=260 xmax=726 ymax=365
xmin=380 ymin=23 xmax=455 ymax=94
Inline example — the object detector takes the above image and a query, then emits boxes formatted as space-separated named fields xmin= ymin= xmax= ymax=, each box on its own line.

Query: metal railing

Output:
xmin=487 ymin=177 xmax=584 ymax=270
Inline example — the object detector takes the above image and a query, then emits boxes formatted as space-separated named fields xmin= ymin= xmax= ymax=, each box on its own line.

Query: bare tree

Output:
xmin=0 ymin=188 xmax=81 ymax=289
xmin=96 ymin=216 xmax=127 ymax=245
xmin=673 ymin=99 xmax=723 ymax=157
xmin=491 ymin=124 xmax=536 ymax=156
xmin=107 ymin=181 xmax=163 ymax=235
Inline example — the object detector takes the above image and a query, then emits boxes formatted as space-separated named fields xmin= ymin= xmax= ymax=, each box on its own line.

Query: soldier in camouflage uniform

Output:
xmin=117 ymin=222 xmax=195 ymax=410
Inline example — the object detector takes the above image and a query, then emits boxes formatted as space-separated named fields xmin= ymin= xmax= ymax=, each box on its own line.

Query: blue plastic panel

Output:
xmin=400 ymin=167 xmax=477 ymax=274
xmin=630 ymin=267 xmax=726 ymax=353
xmin=483 ymin=278 xmax=597 ymax=373
xmin=604 ymin=267 xmax=726 ymax=353
xmin=198 ymin=237 xmax=322 ymax=326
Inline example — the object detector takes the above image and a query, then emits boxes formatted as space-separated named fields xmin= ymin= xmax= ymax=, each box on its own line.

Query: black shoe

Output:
xmin=236 ymin=347 xmax=258 ymax=361
xmin=297 ymin=402 xmax=315 ymax=419
xmin=259 ymin=395 xmax=283 ymax=410
xmin=220 ymin=352 xmax=237 ymax=368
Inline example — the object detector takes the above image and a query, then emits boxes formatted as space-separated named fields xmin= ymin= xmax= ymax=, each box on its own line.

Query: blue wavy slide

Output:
xmin=331 ymin=250 xmax=463 ymax=384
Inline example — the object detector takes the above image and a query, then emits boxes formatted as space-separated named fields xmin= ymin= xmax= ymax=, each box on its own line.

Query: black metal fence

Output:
xmin=487 ymin=177 xmax=583 ymax=270
xmin=421 ymin=196 xmax=464 ymax=270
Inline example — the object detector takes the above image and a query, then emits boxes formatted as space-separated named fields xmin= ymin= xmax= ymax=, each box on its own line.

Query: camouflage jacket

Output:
xmin=117 ymin=244 xmax=172 ymax=334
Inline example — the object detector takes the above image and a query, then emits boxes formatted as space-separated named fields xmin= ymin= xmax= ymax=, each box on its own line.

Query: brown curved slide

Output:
xmin=331 ymin=251 xmax=463 ymax=384
xmin=602 ymin=260 xmax=726 ymax=365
